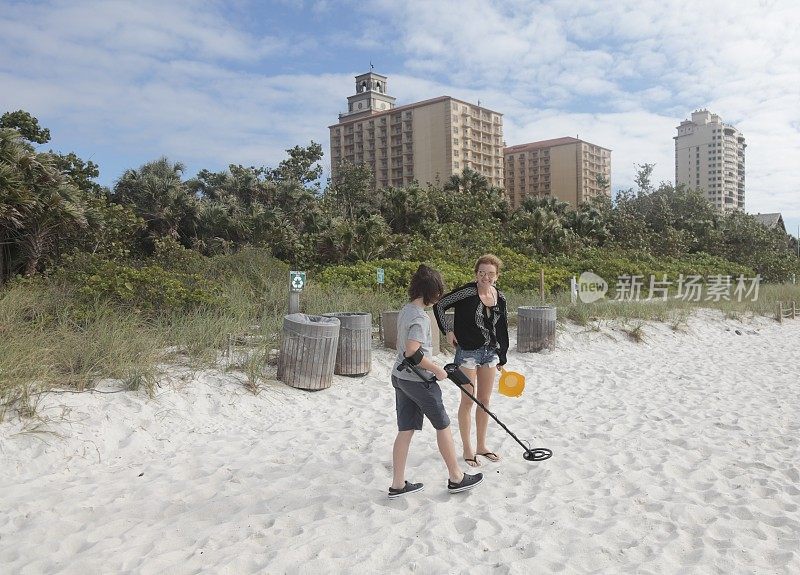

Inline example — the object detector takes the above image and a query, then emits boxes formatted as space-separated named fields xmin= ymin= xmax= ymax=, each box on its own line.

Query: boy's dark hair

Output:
xmin=408 ymin=264 xmax=445 ymax=305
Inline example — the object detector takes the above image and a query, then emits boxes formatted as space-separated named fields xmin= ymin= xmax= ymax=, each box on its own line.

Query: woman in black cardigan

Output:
xmin=434 ymin=254 xmax=509 ymax=467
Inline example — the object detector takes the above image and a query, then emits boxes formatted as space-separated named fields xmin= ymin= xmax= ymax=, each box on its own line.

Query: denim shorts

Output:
xmin=454 ymin=345 xmax=499 ymax=370
xmin=392 ymin=374 xmax=451 ymax=431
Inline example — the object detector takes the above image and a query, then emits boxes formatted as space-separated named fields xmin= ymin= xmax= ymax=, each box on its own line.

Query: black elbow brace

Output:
xmin=404 ymin=347 xmax=424 ymax=366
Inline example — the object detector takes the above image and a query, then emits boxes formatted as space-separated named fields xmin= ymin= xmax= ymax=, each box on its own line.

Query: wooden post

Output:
xmin=288 ymin=291 xmax=300 ymax=314
xmin=381 ymin=310 xmax=399 ymax=350
xmin=570 ymin=276 xmax=577 ymax=305
xmin=793 ymin=301 xmax=797 ymax=319
xmin=778 ymin=302 xmax=783 ymax=323
xmin=539 ymin=268 xmax=545 ymax=303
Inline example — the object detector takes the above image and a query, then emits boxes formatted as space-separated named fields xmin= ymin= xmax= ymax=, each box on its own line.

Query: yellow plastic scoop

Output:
xmin=498 ymin=367 xmax=525 ymax=397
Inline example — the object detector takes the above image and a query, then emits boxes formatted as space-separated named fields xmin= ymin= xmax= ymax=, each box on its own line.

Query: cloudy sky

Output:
xmin=1 ymin=0 xmax=798 ymax=235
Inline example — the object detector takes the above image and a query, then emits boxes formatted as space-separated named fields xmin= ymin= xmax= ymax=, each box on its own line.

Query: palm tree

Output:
xmin=519 ymin=195 xmax=570 ymax=217
xmin=194 ymin=197 xmax=251 ymax=255
xmin=352 ymin=214 xmax=391 ymax=261
xmin=0 ymin=129 xmax=34 ymax=281
xmin=0 ymin=129 xmax=87 ymax=278
xmin=19 ymin=177 xmax=87 ymax=275
xmin=113 ymin=157 xmax=198 ymax=249
xmin=443 ymin=167 xmax=489 ymax=195
xmin=565 ymin=203 xmax=609 ymax=246
xmin=506 ymin=206 xmax=566 ymax=256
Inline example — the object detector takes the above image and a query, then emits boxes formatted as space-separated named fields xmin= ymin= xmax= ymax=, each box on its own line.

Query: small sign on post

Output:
xmin=376 ymin=267 xmax=385 ymax=290
xmin=290 ymin=271 xmax=306 ymax=292
xmin=289 ymin=270 xmax=306 ymax=314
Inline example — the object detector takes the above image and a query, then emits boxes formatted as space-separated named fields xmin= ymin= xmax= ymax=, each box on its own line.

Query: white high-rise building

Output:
xmin=674 ymin=109 xmax=746 ymax=212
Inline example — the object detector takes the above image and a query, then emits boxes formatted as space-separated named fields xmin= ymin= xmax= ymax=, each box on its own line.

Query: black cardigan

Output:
xmin=433 ymin=282 xmax=509 ymax=366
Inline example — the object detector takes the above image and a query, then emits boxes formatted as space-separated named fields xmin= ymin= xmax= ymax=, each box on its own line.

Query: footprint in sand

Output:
xmin=454 ymin=517 xmax=477 ymax=536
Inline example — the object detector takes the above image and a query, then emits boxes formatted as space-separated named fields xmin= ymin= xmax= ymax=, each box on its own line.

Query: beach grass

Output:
xmin=0 ymin=284 xmax=164 ymax=419
xmin=2 ymin=262 xmax=798 ymax=421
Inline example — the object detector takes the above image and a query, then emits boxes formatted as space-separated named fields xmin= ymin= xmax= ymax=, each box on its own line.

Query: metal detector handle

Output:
xmin=444 ymin=363 xmax=472 ymax=387
xmin=401 ymin=358 xmax=468 ymax=386
xmin=400 ymin=358 xmax=437 ymax=384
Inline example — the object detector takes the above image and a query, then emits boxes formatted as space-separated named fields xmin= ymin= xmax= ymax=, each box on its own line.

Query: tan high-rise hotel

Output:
xmin=674 ymin=109 xmax=745 ymax=212
xmin=329 ymin=72 xmax=504 ymax=189
xmin=504 ymin=137 xmax=611 ymax=209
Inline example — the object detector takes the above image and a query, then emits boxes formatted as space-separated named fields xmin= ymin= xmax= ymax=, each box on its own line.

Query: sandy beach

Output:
xmin=1 ymin=309 xmax=799 ymax=574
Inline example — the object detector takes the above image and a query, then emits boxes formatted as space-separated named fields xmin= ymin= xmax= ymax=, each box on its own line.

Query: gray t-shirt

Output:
xmin=393 ymin=303 xmax=434 ymax=382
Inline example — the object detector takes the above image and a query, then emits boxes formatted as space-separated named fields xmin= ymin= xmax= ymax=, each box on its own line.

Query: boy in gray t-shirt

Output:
xmin=388 ymin=265 xmax=484 ymax=499
xmin=393 ymin=303 xmax=435 ymax=382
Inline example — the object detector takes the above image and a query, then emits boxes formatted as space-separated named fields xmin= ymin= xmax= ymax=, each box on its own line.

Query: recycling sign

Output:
xmin=376 ymin=267 xmax=385 ymax=284
xmin=290 ymin=271 xmax=306 ymax=292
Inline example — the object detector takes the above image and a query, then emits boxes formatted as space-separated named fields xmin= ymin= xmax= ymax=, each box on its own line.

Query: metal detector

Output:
xmin=401 ymin=360 xmax=553 ymax=462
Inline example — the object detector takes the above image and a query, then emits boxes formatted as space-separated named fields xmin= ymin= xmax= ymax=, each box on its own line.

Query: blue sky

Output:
xmin=1 ymin=0 xmax=799 ymax=237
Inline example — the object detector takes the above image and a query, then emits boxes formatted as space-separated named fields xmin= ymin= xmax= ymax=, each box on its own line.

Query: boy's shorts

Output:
xmin=392 ymin=374 xmax=450 ymax=431
xmin=454 ymin=345 xmax=499 ymax=370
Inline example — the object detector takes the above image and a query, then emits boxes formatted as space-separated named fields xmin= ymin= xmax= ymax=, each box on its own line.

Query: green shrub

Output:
xmin=317 ymin=258 xmax=473 ymax=298
xmin=152 ymin=237 xmax=210 ymax=274
xmin=62 ymin=254 xmax=223 ymax=312
xmin=207 ymin=246 xmax=288 ymax=293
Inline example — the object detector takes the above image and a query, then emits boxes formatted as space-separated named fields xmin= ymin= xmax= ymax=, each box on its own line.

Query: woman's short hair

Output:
xmin=474 ymin=253 xmax=503 ymax=274
xmin=408 ymin=264 xmax=445 ymax=305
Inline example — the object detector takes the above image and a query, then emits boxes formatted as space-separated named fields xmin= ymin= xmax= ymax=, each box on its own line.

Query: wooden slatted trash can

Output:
xmin=323 ymin=312 xmax=372 ymax=376
xmin=278 ymin=313 xmax=340 ymax=390
xmin=517 ymin=306 xmax=557 ymax=352
xmin=381 ymin=310 xmax=440 ymax=355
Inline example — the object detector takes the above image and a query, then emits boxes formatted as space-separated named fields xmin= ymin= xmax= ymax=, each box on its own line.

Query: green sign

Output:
xmin=376 ymin=267 xmax=385 ymax=284
xmin=290 ymin=270 xmax=306 ymax=292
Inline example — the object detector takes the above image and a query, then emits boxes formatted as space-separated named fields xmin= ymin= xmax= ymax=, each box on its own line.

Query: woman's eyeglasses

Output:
xmin=477 ymin=271 xmax=497 ymax=278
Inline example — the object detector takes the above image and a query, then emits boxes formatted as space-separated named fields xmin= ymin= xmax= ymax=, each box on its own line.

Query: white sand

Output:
xmin=1 ymin=309 xmax=799 ymax=574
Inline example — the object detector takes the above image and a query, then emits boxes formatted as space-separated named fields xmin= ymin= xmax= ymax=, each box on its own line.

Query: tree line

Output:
xmin=1 ymin=109 xmax=797 ymax=288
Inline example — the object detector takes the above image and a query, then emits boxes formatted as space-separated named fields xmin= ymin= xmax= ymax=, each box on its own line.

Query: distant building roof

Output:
xmin=504 ymin=137 xmax=611 ymax=153
xmin=753 ymin=212 xmax=786 ymax=232
xmin=330 ymin=95 xmax=503 ymax=128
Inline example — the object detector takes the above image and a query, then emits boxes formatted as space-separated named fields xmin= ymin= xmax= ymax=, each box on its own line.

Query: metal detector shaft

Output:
xmin=445 ymin=370 xmax=533 ymax=455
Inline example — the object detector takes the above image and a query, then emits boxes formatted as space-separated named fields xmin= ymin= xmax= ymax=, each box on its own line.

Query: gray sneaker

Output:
xmin=447 ymin=472 xmax=483 ymax=493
